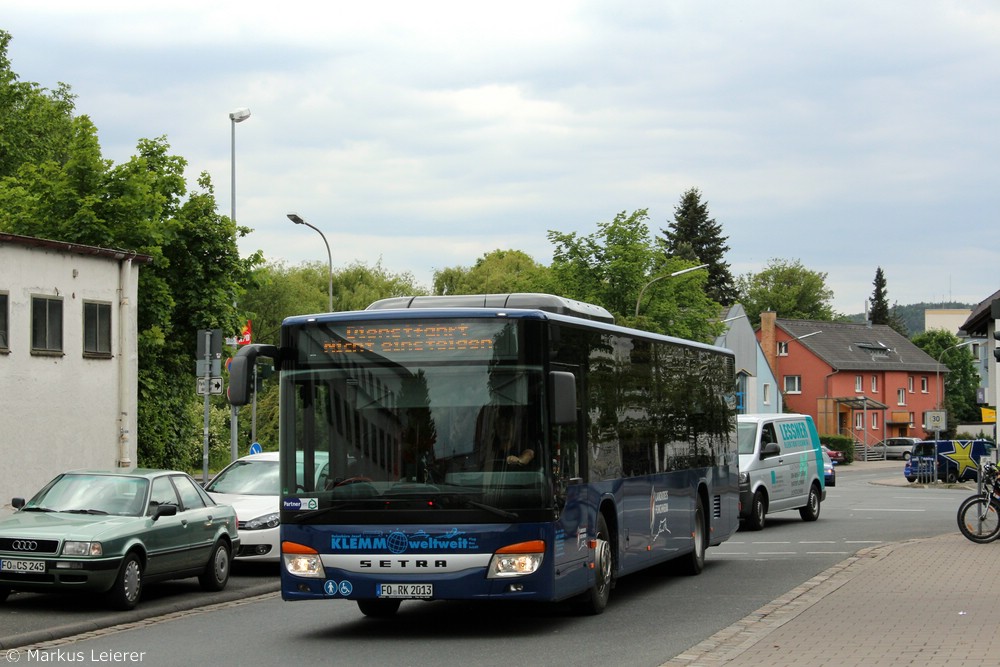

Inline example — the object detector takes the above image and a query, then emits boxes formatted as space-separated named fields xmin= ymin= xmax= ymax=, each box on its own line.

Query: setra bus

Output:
xmin=227 ymin=293 xmax=739 ymax=616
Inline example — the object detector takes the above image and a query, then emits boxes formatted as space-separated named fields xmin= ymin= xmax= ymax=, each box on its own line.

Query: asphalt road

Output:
xmin=0 ymin=461 xmax=970 ymax=666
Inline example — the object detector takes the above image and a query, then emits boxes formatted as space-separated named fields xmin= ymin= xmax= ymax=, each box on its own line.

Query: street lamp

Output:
xmin=288 ymin=213 xmax=333 ymax=312
xmin=635 ymin=263 xmax=709 ymax=317
xmin=229 ymin=108 xmax=251 ymax=224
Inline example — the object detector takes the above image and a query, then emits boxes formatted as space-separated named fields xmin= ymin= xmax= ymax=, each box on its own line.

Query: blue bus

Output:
xmin=227 ymin=293 xmax=739 ymax=616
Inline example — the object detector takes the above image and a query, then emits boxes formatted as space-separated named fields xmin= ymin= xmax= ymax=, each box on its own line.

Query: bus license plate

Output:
xmin=0 ymin=558 xmax=45 ymax=573
xmin=377 ymin=583 xmax=432 ymax=599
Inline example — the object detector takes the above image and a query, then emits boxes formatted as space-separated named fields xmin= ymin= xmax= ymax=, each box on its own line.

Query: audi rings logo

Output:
xmin=11 ymin=540 xmax=38 ymax=551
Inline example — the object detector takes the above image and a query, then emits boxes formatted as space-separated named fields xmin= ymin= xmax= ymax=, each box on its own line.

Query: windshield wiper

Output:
xmin=21 ymin=506 xmax=54 ymax=512
xmin=63 ymin=508 xmax=110 ymax=515
xmin=432 ymin=493 xmax=519 ymax=520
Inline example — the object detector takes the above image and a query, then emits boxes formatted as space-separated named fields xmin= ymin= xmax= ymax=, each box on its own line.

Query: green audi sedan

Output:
xmin=0 ymin=469 xmax=240 ymax=610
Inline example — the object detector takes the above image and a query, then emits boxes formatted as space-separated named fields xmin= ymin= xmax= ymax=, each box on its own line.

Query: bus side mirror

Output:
xmin=549 ymin=371 xmax=577 ymax=425
xmin=228 ymin=344 xmax=279 ymax=406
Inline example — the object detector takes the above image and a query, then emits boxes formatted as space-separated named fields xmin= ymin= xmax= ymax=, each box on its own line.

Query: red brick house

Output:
xmin=757 ymin=312 xmax=945 ymax=446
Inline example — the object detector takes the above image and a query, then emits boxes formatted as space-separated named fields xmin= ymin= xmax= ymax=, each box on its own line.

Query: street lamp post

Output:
xmin=634 ymin=263 xmax=709 ymax=317
xmin=287 ymin=213 xmax=333 ymax=312
xmin=228 ymin=108 xmax=250 ymax=465
xmin=229 ymin=108 xmax=251 ymax=224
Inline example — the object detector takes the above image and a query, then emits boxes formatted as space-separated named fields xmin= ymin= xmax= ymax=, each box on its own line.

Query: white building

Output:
xmin=0 ymin=233 xmax=151 ymax=501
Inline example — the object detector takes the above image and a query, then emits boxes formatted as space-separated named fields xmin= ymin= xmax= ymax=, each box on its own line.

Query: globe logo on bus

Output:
xmin=387 ymin=531 xmax=409 ymax=554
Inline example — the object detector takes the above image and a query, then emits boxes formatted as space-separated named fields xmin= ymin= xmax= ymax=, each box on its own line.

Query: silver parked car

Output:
xmin=878 ymin=437 xmax=920 ymax=460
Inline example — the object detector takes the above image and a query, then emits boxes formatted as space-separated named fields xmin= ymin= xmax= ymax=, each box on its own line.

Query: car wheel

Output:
xmin=199 ymin=540 xmax=231 ymax=592
xmin=902 ymin=452 xmax=911 ymax=461
xmin=108 ymin=553 xmax=143 ymax=611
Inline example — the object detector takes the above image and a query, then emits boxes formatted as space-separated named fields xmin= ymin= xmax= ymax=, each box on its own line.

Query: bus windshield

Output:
xmin=279 ymin=318 xmax=550 ymax=517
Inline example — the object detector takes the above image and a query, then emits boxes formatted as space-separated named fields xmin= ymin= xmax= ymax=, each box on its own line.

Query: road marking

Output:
xmin=849 ymin=508 xmax=924 ymax=512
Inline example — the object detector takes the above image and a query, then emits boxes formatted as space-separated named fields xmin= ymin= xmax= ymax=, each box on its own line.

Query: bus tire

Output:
xmin=746 ymin=490 xmax=766 ymax=531
xmin=358 ymin=599 xmax=401 ymax=617
xmin=799 ymin=482 xmax=821 ymax=522
xmin=578 ymin=513 xmax=613 ymax=615
xmin=677 ymin=496 xmax=706 ymax=576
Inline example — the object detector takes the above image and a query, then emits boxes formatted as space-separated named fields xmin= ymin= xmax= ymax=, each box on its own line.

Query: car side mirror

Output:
xmin=760 ymin=442 xmax=780 ymax=458
xmin=151 ymin=504 xmax=178 ymax=521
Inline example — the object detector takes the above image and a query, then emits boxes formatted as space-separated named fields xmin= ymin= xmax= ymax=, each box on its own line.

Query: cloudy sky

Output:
xmin=6 ymin=1 xmax=999 ymax=314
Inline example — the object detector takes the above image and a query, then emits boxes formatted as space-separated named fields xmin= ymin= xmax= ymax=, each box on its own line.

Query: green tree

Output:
xmin=911 ymin=330 xmax=980 ymax=429
xmin=660 ymin=188 xmax=736 ymax=305
xmin=736 ymin=258 xmax=837 ymax=324
xmin=549 ymin=209 xmax=721 ymax=341
xmin=433 ymin=249 xmax=553 ymax=295
xmin=869 ymin=267 xmax=890 ymax=324
xmin=0 ymin=31 xmax=76 ymax=178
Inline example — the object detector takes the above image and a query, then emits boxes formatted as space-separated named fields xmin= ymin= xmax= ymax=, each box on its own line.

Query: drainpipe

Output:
xmin=117 ymin=255 xmax=136 ymax=468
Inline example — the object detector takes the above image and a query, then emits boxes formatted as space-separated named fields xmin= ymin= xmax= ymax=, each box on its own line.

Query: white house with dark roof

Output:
xmin=0 ymin=233 xmax=152 ymax=503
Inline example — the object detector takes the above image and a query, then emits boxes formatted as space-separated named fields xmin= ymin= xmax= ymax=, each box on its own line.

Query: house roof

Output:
xmin=959 ymin=289 xmax=1000 ymax=336
xmin=776 ymin=318 xmax=943 ymax=373
xmin=0 ymin=232 xmax=153 ymax=264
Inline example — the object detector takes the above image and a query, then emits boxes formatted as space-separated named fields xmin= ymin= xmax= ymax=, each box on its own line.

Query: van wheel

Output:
xmin=799 ymin=483 xmax=821 ymax=522
xmin=745 ymin=490 xmax=766 ymax=531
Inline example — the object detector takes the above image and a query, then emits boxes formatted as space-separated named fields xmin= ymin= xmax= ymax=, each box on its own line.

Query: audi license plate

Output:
xmin=0 ymin=558 xmax=45 ymax=573
xmin=377 ymin=583 xmax=432 ymax=599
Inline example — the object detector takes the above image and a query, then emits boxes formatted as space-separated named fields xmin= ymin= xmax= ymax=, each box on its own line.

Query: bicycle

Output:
xmin=956 ymin=460 xmax=1000 ymax=543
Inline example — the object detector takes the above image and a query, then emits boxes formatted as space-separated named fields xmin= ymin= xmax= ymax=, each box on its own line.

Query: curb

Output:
xmin=0 ymin=581 xmax=279 ymax=650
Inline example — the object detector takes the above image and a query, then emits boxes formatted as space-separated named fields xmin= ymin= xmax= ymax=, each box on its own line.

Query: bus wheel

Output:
xmin=746 ymin=490 xmax=766 ymax=531
xmin=799 ymin=482 xmax=821 ymax=522
xmin=579 ymin=513 xmax=613 ymax=615
xmin=357 ymin=599 xmax=401 ymax=618
xmin=678 ymin=496 xmax=706 ymax=576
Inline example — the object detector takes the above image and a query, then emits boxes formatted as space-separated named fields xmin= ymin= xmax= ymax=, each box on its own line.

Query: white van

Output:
xmin=737 ymin=414 xmax=826 ymax=530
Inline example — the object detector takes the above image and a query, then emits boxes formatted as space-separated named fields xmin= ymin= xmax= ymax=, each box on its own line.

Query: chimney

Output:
xmin=761 ymin=310 xmax=777 ymax=377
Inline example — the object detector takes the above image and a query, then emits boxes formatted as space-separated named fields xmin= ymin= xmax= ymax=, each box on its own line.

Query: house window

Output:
xmin=855 ymin=412 xmax=864 ymax=430
xmin=0 ymin=292 xmax=8 ymax=350
xmin=31 ymin=296 xmax=63 ymax=354
xmin=855 ymin=375 xmax=863 ymax=392
xmin=84 ymin=301 xmax=112 ymax=357
xmin=871 ymin=375 xmax=878 ymax=393
xmin=921 ymin=376 xmax=928 ymax=393
xmin=897 ymin=388 xmax=906 ymax=406
xmin=777 ymin=341 xmax=789 ymax=356
xmin=908 ymin=376 xmax=914 ymax=393
xmin=784 ymin=375 xmax=801 ymax=394
xmin=872 ymin=412 xmax=879 ymax=430
xmin=763 ymin=383 xmax=771 ymax=406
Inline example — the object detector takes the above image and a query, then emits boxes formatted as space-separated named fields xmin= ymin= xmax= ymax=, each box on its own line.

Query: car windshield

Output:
xmin=205 ymin=460 xmax=279 ymax=495
xmin=25 ymin=474 xmax=149 ymax=517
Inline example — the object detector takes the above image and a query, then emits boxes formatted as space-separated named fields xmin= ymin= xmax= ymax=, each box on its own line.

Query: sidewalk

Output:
xmin=663 ymin=461 xmax=998 ymax=666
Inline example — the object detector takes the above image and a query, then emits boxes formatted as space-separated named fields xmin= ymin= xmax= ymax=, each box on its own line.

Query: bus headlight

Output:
xmin=281 ymin=541 xmax=325 ymax=579
xmin=487 ymin=540 xmax=545 ymax=579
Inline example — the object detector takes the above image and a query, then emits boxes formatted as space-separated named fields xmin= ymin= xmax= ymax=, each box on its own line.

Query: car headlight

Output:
xmin=243 ymin=512 xmax=280 ymax=530
xmin=487 ymin=540 xmax=545 ymax=579
xmin=62 ymin=541 xmax=103 ymax=557
xmin=738 ymin=471 xmax=749 ymax=485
